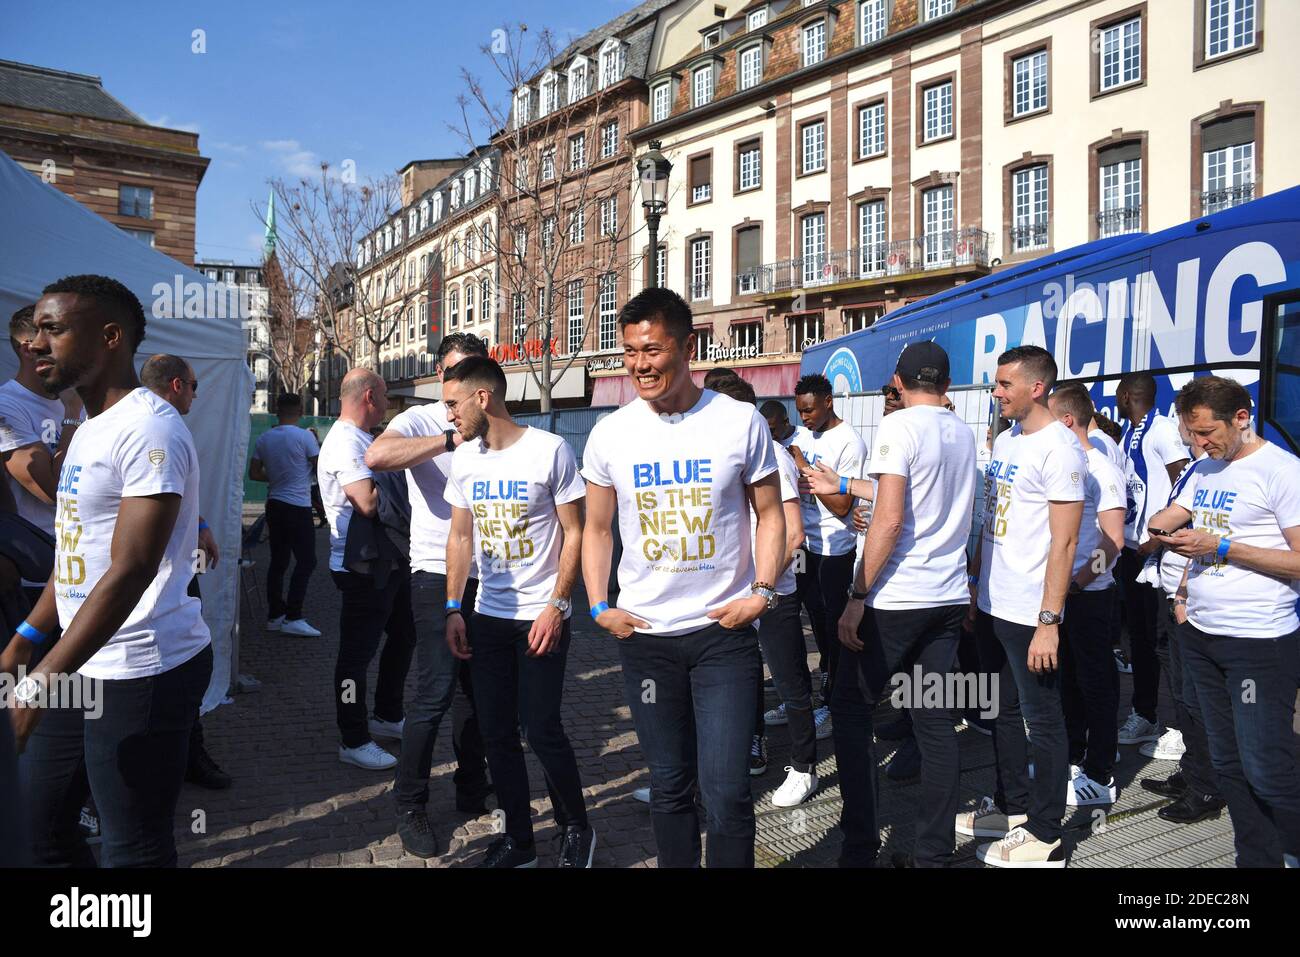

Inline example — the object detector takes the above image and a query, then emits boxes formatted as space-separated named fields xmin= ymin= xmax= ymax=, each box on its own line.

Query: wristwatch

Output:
xmin=847 ymin=585 xmax=870 ymax=601
xmin=13 ymin=675 xmax=42 ymax=705
xmin=1038 ymin=610 xmax=1064 ymax=626
xmin=550 ymin=597 xmax=572 ymax=614
xmin=750 ymin=583 xmax=778 ymax=611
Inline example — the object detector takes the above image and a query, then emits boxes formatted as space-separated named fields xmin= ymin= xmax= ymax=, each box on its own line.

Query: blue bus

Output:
xmin=801 ymin=186 xmax=1300 ymax=453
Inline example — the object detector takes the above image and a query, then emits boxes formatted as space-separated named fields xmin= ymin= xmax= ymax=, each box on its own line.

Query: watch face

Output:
xmin=1038 ymin=611 xmax=1061 ymax=625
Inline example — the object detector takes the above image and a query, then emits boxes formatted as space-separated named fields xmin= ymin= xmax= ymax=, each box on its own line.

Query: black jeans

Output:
xmin=23 ymin=646 xmax=212 ymax=868
xmin=266 ymin=500 xmax=317 ymax=621
xmin=1119 ymin=548 xmax=1161 ymax=723
xmin=1155 ymin=600 xmax=1218 ymax=798
xmin=796 ymin=550 xmax=855 ymax=696
xmin=469 ymin=613 xmax=587 ymax=846
xmin=618 ymin=622 xmax=761 ymax=868
xmin=976 ymin=611 xmax=1067 ymax=844
xmin=1061 ymin=587 xmax=1120 ymax=782
xmin=833 ymin=603 xmax=964 ymax=867
xmin=757 ymin=592 xmax=816 ymax=771
xmin=331 ymin=569 xmax=416 ymax=748
xmin=395 ymin=573 xmax=488 ymax=810
xmin=1177 ymin=623 xmax=1300 ymax=867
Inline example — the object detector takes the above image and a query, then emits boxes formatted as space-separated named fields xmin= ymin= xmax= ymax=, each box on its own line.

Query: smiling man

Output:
xmin=581 ymin=286 xmax=784 ymax=868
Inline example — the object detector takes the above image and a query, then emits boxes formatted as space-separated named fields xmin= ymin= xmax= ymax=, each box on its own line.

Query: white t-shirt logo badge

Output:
xmin=1070 ymin=471 xmax=1080 ymax=485
xmin=878 ymin=445 xmax=889 ymax=458
xmin=148 ymin=449 xmax=166 ymax=469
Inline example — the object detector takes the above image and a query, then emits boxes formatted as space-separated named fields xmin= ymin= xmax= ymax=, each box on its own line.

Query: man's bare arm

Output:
xmin=581 ymin=482 xmax=616 ymax=606
xmin=365 ymin=430 xmax=457 ymax=472
xmin=1041 ymin=500 xmax=1084 ymax=614
xmin=551 ymin=500 xmax=584 ymax=600
xmin=445 ymin=506 xmax=473 ymax=604
xmin=342 ymin=478 xmax=379 ymax=519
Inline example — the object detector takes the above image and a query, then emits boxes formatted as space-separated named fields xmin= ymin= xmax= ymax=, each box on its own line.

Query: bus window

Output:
xmin=1265 ymin=294 xmax=1300 ymax=455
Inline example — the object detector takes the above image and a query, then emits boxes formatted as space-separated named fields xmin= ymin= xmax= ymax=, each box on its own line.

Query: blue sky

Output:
xmin=0 ymin=0 xmax=623 ymax=264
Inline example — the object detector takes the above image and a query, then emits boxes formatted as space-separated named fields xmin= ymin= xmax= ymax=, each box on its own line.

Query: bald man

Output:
xmin=318 ymin=369 xmax=414 ymax=770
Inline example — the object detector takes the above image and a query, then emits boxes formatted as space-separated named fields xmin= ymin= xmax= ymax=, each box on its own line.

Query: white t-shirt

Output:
xmin=1175 ymin=442 xmax=1300 ymax=638
xmin=252 ymin=424 xmax=319 ymax=507
xmin=1122 ymin=412 xmax=1189 ymax=548
xmin=317 ymin=420 xmax=374 ymax=573
xmin=1075 ymin=446 xmax=1127 ymax=592
xmin=0 ymin=379 xmax=75 ymax=536
xmin=866 ymin=405 xmax=976 ymax=610
xmin=753 ymin=445 xmax=801 ymax=597
xmin=978 ymin=420 xmax=1087 ymax=627
xmin=383 ymin=402 xmax=476 ymax=578
xmin=445 ymin=427 xmax=584 ymax=620
xmin=1088 ymin=428 xmax=1124 ymax=469
xmin=55 ymin=388 xmax=210 ymax=680
xmin=583 ymin=389 xmax=778 ymax=636
xmin=1158 ymin=457 xmax=1208 ymax=596
xmin=791 ymin=420 xmax=867 ymax=556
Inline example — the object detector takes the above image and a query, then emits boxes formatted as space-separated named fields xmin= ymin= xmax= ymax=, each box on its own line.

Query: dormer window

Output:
xmin=419 ymin=200 xmax=429 ymax=229
xmin=703 ymin=28 xmax=721 ymax=50
xmin=599 ymin=38 xmax=627 ymax=88
xmin=568 ymin=57 xmax=589 ymax=102
xmin=748 ymin=7 xmax=768 ymax=30
xmin=479 ymin=159 xmax=493 ymax=193
xmin=432 ymin=192 xmax=443 ymax=221
xmin=451 ymin=181 xmax=461 ymax=209
xmin=692 ymin=63 xmax=715 ymax=108
xmin=652 ymin=80 xmax=672 ymax=122
xmin=540 ymin=72 xmax=560 ymax=116
xmin=514 ymin=86 xmax=532 ymax=128
xmin=465 ymin=170 xmax=477 ymax=203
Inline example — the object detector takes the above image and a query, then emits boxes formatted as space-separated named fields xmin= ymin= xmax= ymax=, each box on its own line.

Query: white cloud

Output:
xmin=143 ymin=114 xmax=201 ymax=134
xmin=262 ymin=139 xmax=324 ymax=178
xmin=211 ymin=141 xmax=249 ymax=154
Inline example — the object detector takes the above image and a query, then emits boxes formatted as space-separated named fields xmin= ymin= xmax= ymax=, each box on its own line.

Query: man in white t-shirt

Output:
xmin=1088 ymin=416 xmax=1124 ymax=469
xmin=250 ymin=392 xmax=321 ymax=636
xmin=441 ymin=356 xmax=592 ymax=868
xmin=318 ymin=368 xmax=412 ymax=772
xmin=963 ymin=345 xmax=1085 ymax=868
xmin=789 ymin=373 xmax=867 ymax=729
xmin=1147 ymin=376 xmax=1300 ymax=868
xmin=1049 ymin=385 xmax=1126 ymax=808
xmin=1116 ymin=372 xmax=1190 ymax=746
xmin=2 ymin=274 xmax=211 ymax=867
xmin=364 ymin=333 xmax=491 ymax=857
xmin=582 ymin=288 xmax=784 ymax=868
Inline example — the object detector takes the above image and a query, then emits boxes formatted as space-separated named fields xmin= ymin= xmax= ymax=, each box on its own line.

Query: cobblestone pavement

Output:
xmin=174 ymin=515 xmax=1235 ymax=868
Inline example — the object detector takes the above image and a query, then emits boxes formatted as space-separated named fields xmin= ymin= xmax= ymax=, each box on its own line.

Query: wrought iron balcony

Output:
xmin=1010 ymin=219 xmax=1050 ymax=253
xmin=690 ymin=280 xmax=711 ymax=301
xmin=1201 ymin=182 xmax=1255 ymax=215
xmin=1096 ymin=205 xmax=1142 ymax=238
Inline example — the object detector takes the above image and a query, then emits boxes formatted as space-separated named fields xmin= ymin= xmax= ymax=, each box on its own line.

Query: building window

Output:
xmin=408 ymin=259 xmax=416 ymax=287
xmin=570 ymin=134 xmax=586 ymax=171
xmin=652 ymin=82 xmax=671 ymax=122
xmin=419 ymin=301 xmax=429 ymax=338
xmin=924 ymin=0 xmax=954 ymax=19
xmin=465 ymin=284 xmax=476 ymax=326
xmin=542 ymin=216 xmax=557 ymax=254
xmin=1098 ymin=16 xmax=1142 ymax=91
xmin=922 ymin=185 xmax=954 ymax=265
xmin=223 ymin=269 xmax=236 ymax=284
xmin=600 ymin=196 xmax=618 ymax=236
xmin=600 ymin=40 xmax=627 ymax=88
xmin=515 ymin=156 xmax=530 ymax=192
xmin=748 ymin=7 xmax=768 ymax=30
xmin=1203 ymin=121 xmax=1255 ymax=213
xmin=703 ymin=29 xmax=720 ymax=50
xmin=601 ymin=120 xmax=619 ymax=158
xmin=480 ymin=278 xmax=492 ymax=324
xmin=205 ymin=268 xmax=218 ymax=280
xmin=433 ymin=192 xmax=443 ymax=220
xmin=1012 ymin=49 xmax=1048 ymax=117
xmin=514 ymin=88 xmax=531 ymax=129
xmin=857 ymin=101 xmax=885 ymax=158
xmin=448 ymin=288 xmax=460 ymax=328
xmin=408 ymin=307 xmax=416 ymax=342
xmin=598 ymin=274 xmax=617 ymax=350
xmin=802 ymin=20 xmax=826 ymax=67
xmin=859 ymin=0 xmax=886 ymax=44
xmin=119 ymin=185 xmax=153 ymax=219
xmin=450 ymin=238 xmax=460 ymax=269
xmin=735 ymin=225 xmax=762 ymax=295
xmin=1012 ymin=165 xmax=1050 ymax=252
xmin=567 ymin=279 xmax=584 ymax=354
xmin=450 ymin=182 xmax=461 ymax=209
xmin=690 ymin=237 xmax=712 ymax=301
xmin=408 ymin=210 xmax=418 ymax=235
xmin=569 ymin=206 xmax=586 ymax=244
xmin=541 ymin=149 xmax=555 ymax=181
xmin=1098 ymin=145 xmax=1142 ymax=237
xmin=419 ymin=201 xmax=429 ymax=229
xmin=737 ymin=140 xmax=762 ymax=191
xmin=844 ymin=305 xmax=882 ymax=333
xmin=465 ymin=171 xmax=478 ymax=203
xmin=732 ymin=321 xmax=763 ymax=355
xmin=689 ymin=152 xmax=713 ymax=204
xmin=922 ymin=80 xmax=953 ymax=142
xmin=857 ymin=200 xmax=887 ymax=275
xmin=1206 ymin=0 xmax=1255 ymax=59
xmin=512 ymin=292 xmax=527 ymax=342
xmin=738 ymin=45 xmax=763 ymax=91
xmin=801 ymin=213 xmax=827 ymax=286
xmin=787 ymin=313 xmax=824 ymax=353
xmin=696 ymin=325 xmax=715 ymax=361
xmin=540 ymin=73 xmax=558 ymax=116
xmin=569 ymin=61 xmax=588 ymax=102
xmin=537 ymin=288 xmax=549 ymax=326
xmin=800 ymin=119 xmax=826 ymax=175
xmin=692 ymin=64 xmax=714 ymax=108
xmin=513 ymin=224 xmax=527 ymax=259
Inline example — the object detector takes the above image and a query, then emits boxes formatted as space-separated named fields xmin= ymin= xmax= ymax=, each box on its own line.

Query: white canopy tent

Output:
xmin=0 ymin=148 xmax=254 ymax=713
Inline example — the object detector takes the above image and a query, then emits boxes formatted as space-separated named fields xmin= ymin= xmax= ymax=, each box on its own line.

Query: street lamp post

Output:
xmin=637 ymin=140 xmax=672 ymax=288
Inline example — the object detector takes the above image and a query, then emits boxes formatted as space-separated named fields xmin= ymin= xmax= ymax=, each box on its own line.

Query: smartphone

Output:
xmin=1148 ymin=524 xmax=1189 ymax=537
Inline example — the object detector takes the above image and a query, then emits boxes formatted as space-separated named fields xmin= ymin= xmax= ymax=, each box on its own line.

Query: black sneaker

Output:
xmin=749 ymin=735 xmax=768 ymax=777
xmin=1113 ymin=647 xmax=1133 ymax=674
xmin=397 ymin=808 xmax=440 ymax=859
xmin=886 ymin=737 xmax=922 ymax=782
xmin=556 ymin=824 xmax=597 ymax=868
xmin=477 ymin=835 xmax=538 ymax=868
xmin=1140 ymin=772 xmax=1186 ymax=798
xmin=876 ymin=714 xmax=913 ymax=741
xmin=1157 ymin=792 xmax=1226 ymax=825
xmin=186 ymin=744 xmax=232 ymax=790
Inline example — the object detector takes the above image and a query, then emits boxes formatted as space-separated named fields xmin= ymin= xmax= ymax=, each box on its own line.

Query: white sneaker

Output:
xmin=955 ymin=795 xmax=1029 ymax=838
xmin=771 ymin=767 xmax=819 ymax=808
xmin=764 ymin=702 xmax=789 ymax=726
xmin=1118 ymin=709 xmax=1161 ymax=745
xmin=813 ymin=706 xmax=832 ymax=740
xmin=339 ymin=741 xmax=397 ymax=770
xmin=1140 ymin=728 xmax=1186 ymax=760
xmin=976 ymin=826 xmax=1066 ymax=868
xmin=632 ymin=787 xmax=651 ymax=804
xmin=265 ymin=615 xmax=285 ymax=632
xmin=1067 ymin=773 xmax=1117 ymax=807
xmin=280 ymin=618 xmax=321 ymax=637
xmin=1069 ymin=763 xmax=1085 ymax=780
xmin=368 ymin=716 xmax=405 ymax=741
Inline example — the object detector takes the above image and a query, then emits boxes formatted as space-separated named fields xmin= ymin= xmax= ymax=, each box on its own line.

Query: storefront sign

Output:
xmin=704 ymin=342 xmax=760 ymax=363
xmin=490 ymin=338 xmax=559 ymax=364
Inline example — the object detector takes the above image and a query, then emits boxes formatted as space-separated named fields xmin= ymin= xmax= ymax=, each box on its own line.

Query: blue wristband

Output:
xmin=16 ymin=620 xmax=48 ymax=644
xmin=1217 ymin=537 xmax=1231 ymax=560
xmin=590 ymin=601 xmax=610 ymax=620
xmin=198 ymin=519 xmax=210 ymax=531
xmin=839 ymin=476 xmax=850 ymax=495
xmin=445 ymin=599 xmax=462 ymax=611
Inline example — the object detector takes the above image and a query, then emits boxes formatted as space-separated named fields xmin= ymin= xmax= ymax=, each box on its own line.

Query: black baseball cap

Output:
xmin=895 ymin=341 xmax=950 ymax=385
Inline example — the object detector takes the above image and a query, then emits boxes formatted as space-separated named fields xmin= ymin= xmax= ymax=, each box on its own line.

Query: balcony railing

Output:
xmin=738 ymin=228 xmax=990 ymax=295
xmin=1010 ymin=219 xmax=1050 ymax=253
xmin=1202 ymin=182 xmax=1255 ymax=215
xmin=690 ymin=280 xmax=712 ymax=301
xmin=1096 ymin=205 xmax=1142 ymax=238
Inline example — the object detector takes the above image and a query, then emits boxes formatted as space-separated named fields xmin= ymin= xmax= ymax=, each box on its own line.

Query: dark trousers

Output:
xmin=1177 ymin=623 xmax=1300 ymax=867
xmin=757 ymin=592 xmax=816 ymax=771
xmin=796 ymin=549 xmax=855 ymax=695
xmin=23 ymin=646 xmax=212 ymax=868
xmin=976 ymin=611 xmax=1067 ymax=843
xmin=1119 ymin=548 xmax=1161 ymax=723
xmin=395 ymin=573 xmax=488 ymax=810
xmin=266 ymin=500 xmax=317 ymax=621
xmin=1155 ymin=600 xmax=1219 ymax=798
xmin=1061 ymin=587 xmax=1120 ymax=782
xmin=331 ymin=569 xmax=416 ymax=748
xmin=618 ymin=622 xmax=761 ymax=868
xmin=833 ymin=603 xmax=964 ymax=867
xmin=469 ymin=613 xmax=587 ymax=846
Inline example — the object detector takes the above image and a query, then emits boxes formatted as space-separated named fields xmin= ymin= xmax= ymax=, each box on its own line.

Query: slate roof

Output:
xmin=0 ymin=59 xmax=144 ymax=124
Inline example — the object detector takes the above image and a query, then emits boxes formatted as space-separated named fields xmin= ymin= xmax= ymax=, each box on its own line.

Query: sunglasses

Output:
xmin=175 ymin=377 xmax=198 ymax=394
xmin=881 ymin=385 xmax=901 ymax=400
